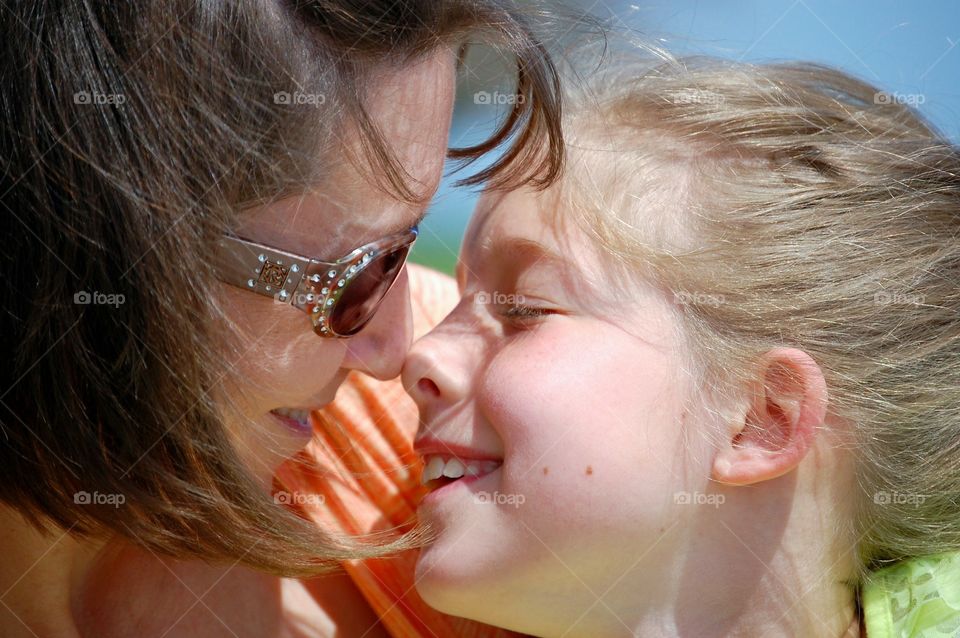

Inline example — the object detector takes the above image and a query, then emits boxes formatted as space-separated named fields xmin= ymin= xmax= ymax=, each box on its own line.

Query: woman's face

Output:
xmin=220 ymin=50 xmax=457 ymax=481
xmin=402 ymin=187 xmax=717 ymax=635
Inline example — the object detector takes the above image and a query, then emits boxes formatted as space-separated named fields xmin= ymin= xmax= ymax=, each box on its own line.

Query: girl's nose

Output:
xmin=402 ymin=317 xmax=472 ymax=416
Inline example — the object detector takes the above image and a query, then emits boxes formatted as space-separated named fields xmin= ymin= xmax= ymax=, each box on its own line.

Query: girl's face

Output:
xmin=402 ymin=188 xmax=717 ymax=635
xmin=220 ymin=50 xmax=456 ymax=483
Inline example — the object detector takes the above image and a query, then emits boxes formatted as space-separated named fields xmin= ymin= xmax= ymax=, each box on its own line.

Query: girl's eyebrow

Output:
xmin=457 ymin=234 xmax=564 ymax=290
xmin=491 ymin=236 xmax=565 ymax=271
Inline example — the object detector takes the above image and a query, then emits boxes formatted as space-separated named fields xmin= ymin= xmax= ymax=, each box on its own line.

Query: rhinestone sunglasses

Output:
xmin=215 ymin=226 xmax=418 ymax=337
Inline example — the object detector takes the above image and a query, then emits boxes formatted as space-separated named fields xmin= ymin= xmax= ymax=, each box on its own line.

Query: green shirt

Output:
xmin=863 ymin=552 xmax=960 ymax=637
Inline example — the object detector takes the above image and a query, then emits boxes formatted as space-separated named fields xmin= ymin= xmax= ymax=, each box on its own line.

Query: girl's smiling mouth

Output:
xmin=415 ymin=440 xmax=503 ymax=492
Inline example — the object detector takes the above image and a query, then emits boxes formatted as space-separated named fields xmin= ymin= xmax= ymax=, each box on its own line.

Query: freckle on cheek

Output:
xmin=542 ymin=467 xmax=549 ymax=476
xmin=585 ymin=466 xmax=593 ymax=476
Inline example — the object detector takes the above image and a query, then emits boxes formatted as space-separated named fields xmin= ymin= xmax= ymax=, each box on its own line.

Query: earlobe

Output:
xmin=712 ymin=348 xmax=827 ymax=486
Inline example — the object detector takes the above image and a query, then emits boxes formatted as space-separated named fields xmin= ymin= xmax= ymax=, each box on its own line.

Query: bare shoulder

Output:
xmin=76 ymin=543 xmax=387 ymax=638
xmin=285 ymin=572 xmax=390 ymax=638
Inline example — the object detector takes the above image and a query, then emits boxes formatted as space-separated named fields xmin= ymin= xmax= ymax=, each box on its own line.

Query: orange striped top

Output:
xmin=276 ymin=265 xmax=521 ymax=638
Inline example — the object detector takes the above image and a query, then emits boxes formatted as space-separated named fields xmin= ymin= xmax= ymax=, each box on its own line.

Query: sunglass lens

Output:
xmin=329 ymin=244 xmax=411 ymax=336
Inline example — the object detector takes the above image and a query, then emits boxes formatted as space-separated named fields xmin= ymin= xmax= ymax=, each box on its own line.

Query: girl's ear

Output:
xmin=712 ymin=348 xmax=827 ymax=486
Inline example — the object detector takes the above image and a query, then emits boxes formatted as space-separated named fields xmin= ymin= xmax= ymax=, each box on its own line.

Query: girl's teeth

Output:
xmin=420 ymin=455 xmax=501 ymax=485
xmin=442 ymin=458 xmax=466 ymax=478
xmin=423 ymin=456 xmax=446 ymax=482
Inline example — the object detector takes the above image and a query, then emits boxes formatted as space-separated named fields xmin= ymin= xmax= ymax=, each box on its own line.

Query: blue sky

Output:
xmin=411 ymin=0 xmax=959 ymax=273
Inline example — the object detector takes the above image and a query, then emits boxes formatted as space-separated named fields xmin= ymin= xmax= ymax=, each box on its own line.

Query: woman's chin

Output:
xmin=227 ymin=411 xmax=319 ymax=488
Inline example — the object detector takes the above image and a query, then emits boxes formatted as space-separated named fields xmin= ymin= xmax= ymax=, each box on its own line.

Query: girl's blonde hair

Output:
xmin=561 ymin=54 xmax=960 ymax=581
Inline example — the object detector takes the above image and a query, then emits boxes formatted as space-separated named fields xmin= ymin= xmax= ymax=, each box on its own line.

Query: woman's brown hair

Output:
xmin=0 ymin=0 xmax=565 ymax=576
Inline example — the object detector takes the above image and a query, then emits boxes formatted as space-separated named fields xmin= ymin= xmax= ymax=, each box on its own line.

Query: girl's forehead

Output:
xmin=459 ymin=185 xmax=681 ymax=342
xmin=456 ymin=188 xmax=566 ymax=285
xmin=465 ymin=188 xmax=566 ymax=254
xmin=459 ymin=188 xmax=615 ymax=294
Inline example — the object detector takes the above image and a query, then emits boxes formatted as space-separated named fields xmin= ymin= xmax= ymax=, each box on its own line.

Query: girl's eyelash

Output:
xmin=501 ymin=304 xmax=552 ymax=319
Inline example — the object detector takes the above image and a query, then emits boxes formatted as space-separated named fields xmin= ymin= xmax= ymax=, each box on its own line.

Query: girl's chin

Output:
xmin=415 ymin=559 xmax=518 ymax=634
xmin=414 ymin=558 xmax=476 ymax=615
xmin=415 ymin=538 xmax=502 ymax=599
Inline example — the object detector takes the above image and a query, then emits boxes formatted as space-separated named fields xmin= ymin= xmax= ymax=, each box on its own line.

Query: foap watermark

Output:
xmin=274 ymin=290 xmax=315 ymax=306
xmin=474 ymin=490 xmax=525 ymax=508
xmin=674 ymin=491 xmax=725 ymax=508
xmin=274 ymin=91 xmax=326 ymax=107
xmin=673 ymin=291 xmax=725 ymax=308
xmin=74 ymin=491 xmax=126 ymax=508
xmin=473 ymin=90 xmax=525 ymax=106
xmin=873 ymin=490 xmax=926 ymax=507
xmin=274 ymin=490 xmax=325 ymax=506
xmin=73 ymin=91 xmax=126 ymax=106
xmin=874 ymin=91 xmax=925 ymax=107
xmin=474 ymin=291 xmax=525 ymax=306
xmin=874 ymin=291 xmax=925 ymax=306
xmin=74 ymin=290 xmax=125 ymax=307
xmin=671 ymin=88 xmax=725 ymax=106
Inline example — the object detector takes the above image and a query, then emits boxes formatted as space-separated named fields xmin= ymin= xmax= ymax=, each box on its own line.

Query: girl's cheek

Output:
xmin=479 ymin=323 xmax=694 ymax=515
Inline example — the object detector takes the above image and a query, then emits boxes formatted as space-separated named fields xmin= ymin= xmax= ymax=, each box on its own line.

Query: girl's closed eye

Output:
xmin=497 ymin=302 xmax=560 ymax=327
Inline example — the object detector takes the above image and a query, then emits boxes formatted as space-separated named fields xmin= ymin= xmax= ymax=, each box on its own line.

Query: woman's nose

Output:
xmin=340 ymin=267 xmax=413 ymax=380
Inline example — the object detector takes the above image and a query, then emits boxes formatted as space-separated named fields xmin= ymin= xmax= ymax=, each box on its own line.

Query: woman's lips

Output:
xmin=269 ymin=408 xmax=314 ymax=434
